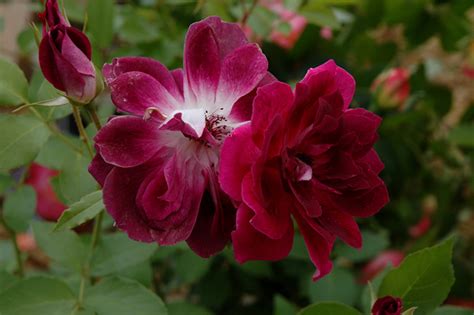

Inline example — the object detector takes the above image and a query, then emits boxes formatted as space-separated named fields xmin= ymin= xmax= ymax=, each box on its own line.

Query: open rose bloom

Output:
xmin=90 ymin=17 xmax=271 ymax=257
xmin=219 ymin=60 xmax=389 ymax=279
xmin=91 ymin=17 xmax=388 ymax=278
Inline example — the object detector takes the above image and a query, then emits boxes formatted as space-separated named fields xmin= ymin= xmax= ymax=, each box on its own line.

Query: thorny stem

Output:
xmin=71 ymin=105 xmax=94 ymax=158
xmin=240 ymin=0 xmax=259 ymax=27
xmin=86 ymin=104 xmax=102 ymax=130
xmin=70 ymin=102 xmax=103 ymax=312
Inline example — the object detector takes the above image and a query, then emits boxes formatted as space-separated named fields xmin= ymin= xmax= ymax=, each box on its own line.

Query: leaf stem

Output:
xmin=240 ymin=0 xmax=259 ymax=27
xmin=28 ymin=107 xmax=83 ymax=155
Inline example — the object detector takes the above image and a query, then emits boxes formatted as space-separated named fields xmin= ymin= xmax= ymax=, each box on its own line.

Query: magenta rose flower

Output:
xmin=89 ymin=17 xmax=271 ymax=257
xmin=372 ymin=296 xmax=403 ymax=315
xmin=219 ymin=60 xmax=389 ymax=279
xmin=38 ymin=0 xmax=96 ymax=104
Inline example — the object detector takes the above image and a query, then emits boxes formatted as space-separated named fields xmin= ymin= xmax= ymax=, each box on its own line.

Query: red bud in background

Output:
xmin=38 ymin=0 xmax=97 ymax=104
xmin=371 ymin=68 xmax=410 ymax=109
xmin=25 ymin=163 xmax=66 ymax=221
xmin=360 ymin=250 xmax=405 ymax=283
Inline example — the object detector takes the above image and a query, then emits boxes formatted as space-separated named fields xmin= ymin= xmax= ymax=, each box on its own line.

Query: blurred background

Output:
xmin=0 ymin=0 xmax=473 ymax=314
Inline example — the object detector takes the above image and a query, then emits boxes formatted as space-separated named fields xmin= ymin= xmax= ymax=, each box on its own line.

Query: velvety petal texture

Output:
xmin=38 ymin=0 xmax=96 ymax=104
xmin=219 ymin=60 xmax=389 ymax=280
xmin=92 ymin=17 xmax=270 ymax=258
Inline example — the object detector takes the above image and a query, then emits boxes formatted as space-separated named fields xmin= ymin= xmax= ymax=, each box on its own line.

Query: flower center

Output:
xmin=205 ymin=108 xmax=231 ymax=142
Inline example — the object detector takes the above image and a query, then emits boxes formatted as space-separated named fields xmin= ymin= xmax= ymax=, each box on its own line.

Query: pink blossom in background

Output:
xmin=371 ymin=68 xmax=410 ymax=109
xmin=219 ymin=60 xmax=389 ymax=280
xmin=320 ymin=27 xmax=333 ymax=40
xmin=90 ymin=17 xmax=272 ymax=258
xmin=38 ymin=0 xmax=96 ymax=104
xmin=359 ymin=250 xmax=404 ymax=283
xmin=25 ymin=163 xmax=66 ymax=221
xmin=264 ymin=0 xmax=307 ymax=49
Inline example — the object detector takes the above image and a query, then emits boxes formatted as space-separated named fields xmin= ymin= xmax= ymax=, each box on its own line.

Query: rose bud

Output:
xmin=372 ymin=296 xmax=403 ymax=315
xmin=359 ymin=250 xmax=405 ymax=283
xmin=38 ymin=0 xmax=97 ymax=104
xmin=371 ymin=68 xmax=410 ymax=109
xmin=409 ymin=215 xmax=431 ymax=238
xmin=25 ymin=163 xmax=66 ymax=221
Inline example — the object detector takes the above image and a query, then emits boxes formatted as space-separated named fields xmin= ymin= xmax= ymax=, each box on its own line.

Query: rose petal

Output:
xmin=214 ymin=44 xmax=268 ymax=112
xmin=219 ymin=124 xmax=259 ymax=201
xmin=232 ymin=204 xmax=294 ymax=263
xmin=103 ymin=57 xmax=183 ymax=103
xmin=103 ymin=165 xmax=154 ymax=242
xmin=94 ymin=116 xmax=163 ymax=168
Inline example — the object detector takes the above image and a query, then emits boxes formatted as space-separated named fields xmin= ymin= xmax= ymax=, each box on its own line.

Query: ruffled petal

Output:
xmin=214 ymin=44 xmax=268 ymax=112
xmin=302 ymin=59 xmax=355 ymax=109
xmin=107 ymin=71 xmax=181 ymax=116
xmin=293 ymin=210 xmax=335 ymax=281
xmin=94 ymin=116 xmax=163 ymax=168
xmin=219 ymin=124 xmax=259 ymax=201
xmin=103 ymin=165 xmax=154 ymax=242
xmin=183 ymin=20 xmax=220 ymax=106
xmin=103 ymin=57 xmax=183 ymax=103
xmin=232 ymin=204 xmax=293 ymax=263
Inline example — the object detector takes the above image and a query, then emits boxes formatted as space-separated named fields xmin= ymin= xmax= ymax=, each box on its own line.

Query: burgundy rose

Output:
xmin=219 ymin=60 xmax=389 ymax=279
xmin=25 ymin=163 xmax=66 ymax=221
xmin=89 ymin=17 xmax=272 ymax=257
xmin=38 ymin=0 xmax=96 ymax=104
xmin=372 ymin=296 xmax=403 ymax=315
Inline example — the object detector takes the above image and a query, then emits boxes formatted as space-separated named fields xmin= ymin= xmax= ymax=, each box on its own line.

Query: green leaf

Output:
xmin=274 ymin=295 xmax=298 ymax=315
xmin=0 ymin=58 xmax=29 ymax=106
xmin=0 ymin=276 xmax=76 ymax=315
xmin=378 ymin=237 xmax=455 ymax=315
xmin=3 ymin=186 xmax=36 ymax=232
xmin=432 ymin=306 xmax=474 ymax=315
xmin=174 ymin=249 xmax=210 ymax=283
xmin=0 ymin=115 xmax=51 ymax=170
xmin=448 ymin=125 xmax=474 ymax=148
xmin=0 ymin=270 xmax=18 ymax=294
xmin=87 ymin=0 xmax=115 ymax=48
xmin=84 ymin=277 xmax=167 ymax=315
xmin=54 ymin=190 xmax=103 ymax=232
xmin=91 ymin=233 xmax=156 ymax=277
xmin=51 ymin=153 xmax=97 ymax=204
xmin=168 ymin=302 xmax=213 ymax=315
xmin=298 ymin=302 xmax=362 ymax=315
xmin=33 ymin=221 xmax=87 ymax=272
xmin=334 ymin=230 xmax=389 ymax=262
xmin=0 ymin=173 xmax=14 ymax=194
xmin=300 ymin=6 xmax=341 ymax=28
xmin=308 ymin=267 xmax=359 ymax=305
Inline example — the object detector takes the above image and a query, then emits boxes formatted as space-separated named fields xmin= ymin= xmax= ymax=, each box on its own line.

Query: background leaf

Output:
xmin=0 ymin=58 xmax=29 ymax=106
xmin=84 ymin=277 xmax=167 ymax=315
xmin=298 ymin=302 xmax=362 ymax=315
xmin=0 ymin=115 xmax=50 ymax=170
xmin=0 ymin=277 xmax=76 ymax=315
xmin=3 ymin=185 xmax=36 ymax=232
